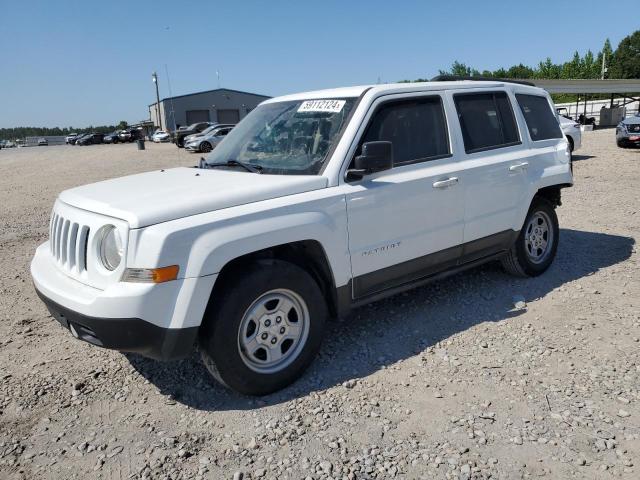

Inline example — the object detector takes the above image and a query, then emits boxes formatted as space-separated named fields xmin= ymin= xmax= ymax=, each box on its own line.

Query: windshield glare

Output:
xmin=199 ymin=126 xmax=216 ymax=136
xmin=205 ymin=98 xmax=356 ymax=175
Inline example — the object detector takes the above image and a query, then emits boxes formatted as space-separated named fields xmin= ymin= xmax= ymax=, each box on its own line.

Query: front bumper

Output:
xmin=36 ymin=288 xmax=198 ymax=360
xmin=619 ymin=134 xmax=640 ymax=146
xmin=31 ymin=242 xmax=216 ymax=360
xmin=184 ymin=143 xmax=200 ymax=151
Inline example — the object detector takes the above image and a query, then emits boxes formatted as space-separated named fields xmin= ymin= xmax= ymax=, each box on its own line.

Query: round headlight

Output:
xmin=99 ymin=225 xmax=123 ymax=271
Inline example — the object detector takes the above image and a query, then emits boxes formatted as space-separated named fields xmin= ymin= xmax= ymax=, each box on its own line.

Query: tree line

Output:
xmin=0 ymin=121 xmax=130 ymax=142
xmin=402 ymin=30 xmax=640 ymax=103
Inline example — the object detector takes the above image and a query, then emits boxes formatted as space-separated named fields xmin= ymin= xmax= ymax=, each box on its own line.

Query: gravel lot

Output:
xmin=0 ymin=132 xmax=639 ymax=479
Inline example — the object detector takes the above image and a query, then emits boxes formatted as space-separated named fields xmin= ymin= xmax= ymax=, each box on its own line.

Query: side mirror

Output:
xmin=346 ymin=141 xmax=394 ymax=180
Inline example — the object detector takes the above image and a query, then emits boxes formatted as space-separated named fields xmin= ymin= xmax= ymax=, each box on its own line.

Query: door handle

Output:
xmin=432 ymin=177 xmax=459 ymax=189
xmin=509 ymin=162 xmax=529 ymax=172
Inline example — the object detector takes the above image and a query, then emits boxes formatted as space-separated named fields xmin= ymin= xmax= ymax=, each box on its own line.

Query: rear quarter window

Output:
xmin=515 ymin=94 xmax=563 ymax=141
xmin=453 ymin=91 xmax=520 ymax=153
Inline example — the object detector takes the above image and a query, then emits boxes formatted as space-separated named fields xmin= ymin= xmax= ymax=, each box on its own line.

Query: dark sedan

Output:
xmin=103 ymin=131 xmax=121 ymax=144
xmin=68 ymin=133 xmax=88 ymax=145
xmin=616 ymin=114 xmax=640 ymax=148
xmin=77 ymin=133 xmax=105 ymax=145
xmin=173 ymin=122 xmax=213 ymax=148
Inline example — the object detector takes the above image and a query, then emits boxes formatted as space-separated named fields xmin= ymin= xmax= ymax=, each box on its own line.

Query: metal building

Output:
xmin=148 ymin=88 xmax=270 ymax=131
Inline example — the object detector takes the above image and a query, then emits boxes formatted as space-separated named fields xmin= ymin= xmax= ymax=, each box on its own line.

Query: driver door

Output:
xmin=344 ymin=94 xmax=466 ymax=299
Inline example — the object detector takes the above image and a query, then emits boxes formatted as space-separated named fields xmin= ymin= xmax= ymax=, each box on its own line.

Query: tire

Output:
xmin=501 ymin=198 xmax=559 ymax=277
xmin=617 ymin=139 xmax=626 ymax=148
xmin=200 ymin=141 xmax=212 ymax=153
xmin=199 ymin=260 xmax=327 ymax=395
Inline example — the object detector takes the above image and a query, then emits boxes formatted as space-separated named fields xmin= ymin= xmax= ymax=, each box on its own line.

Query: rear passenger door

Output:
xmin=451 ymin=90 xmax=530 ymax=261
xmin=344 ymin=94 xmax=466 ymax=299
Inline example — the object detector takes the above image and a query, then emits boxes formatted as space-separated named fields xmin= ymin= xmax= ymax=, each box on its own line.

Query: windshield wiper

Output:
xmin=200 ymin=158 xmax=262 ymax=174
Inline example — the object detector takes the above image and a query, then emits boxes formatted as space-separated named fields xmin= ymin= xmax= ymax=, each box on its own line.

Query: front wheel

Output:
xmin=199 ymin=260 xmax=327 ymax=395
xmin=501 ymin=198 xmax=559 ymax=277
xmin=200 ymin=141 xmax=212 ymax=153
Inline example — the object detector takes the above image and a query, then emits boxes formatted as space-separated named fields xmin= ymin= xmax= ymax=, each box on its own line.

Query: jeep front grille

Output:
xmin=49 ymin=213 xmax=90 ymax=273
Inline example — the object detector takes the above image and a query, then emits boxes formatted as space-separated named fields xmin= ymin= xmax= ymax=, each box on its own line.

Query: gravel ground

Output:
xmin=0 ymin=132 xmax=638 ymax=480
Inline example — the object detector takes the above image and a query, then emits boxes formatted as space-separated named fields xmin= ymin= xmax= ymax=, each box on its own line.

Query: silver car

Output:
xmin=183 ymin=123 xmax=235 ymax=145
xmin=184 ymin=125 xmax=234 ymax=153
xmin=616 ymin=113 xmax=640 ymax=148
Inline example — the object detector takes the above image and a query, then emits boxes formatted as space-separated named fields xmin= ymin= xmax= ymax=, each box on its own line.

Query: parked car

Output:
xmin=31 ymin=80 xmax=572 ymax=395
xmin=616 ymin=113 xmax=640 ymax=148
xmin=103 ymin=131 xmax=121 ymax=144
xmin=559 ymin=116 xmax=581 ymax=160
xmin=185 ymin=126 xmax=234 ymax=153
xmin=65 ymin=133 xmax=79 ymax=144
xmin=173 ymin=122 xmax=213 ymax=147
xmin=77 ymin=133 xmax=104 ymax=145
xmin=152 ymin=130 xmax=171 ymax=143
xmin=183 ymin=123 xmax=235 ymax=145
xmin=38 ymin=138 xmax=48 ymax=146
xmin=70 ymin=134 xmax=87 ymax=145
xmin=118 ymin=129 xmax=142 ymax=143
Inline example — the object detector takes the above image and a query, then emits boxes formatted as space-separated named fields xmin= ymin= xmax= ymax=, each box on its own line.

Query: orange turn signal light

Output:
xmin=151 ymin=265 xmax=180 ymax=283
xmin=122 ymin=265 xmax=179 ymax=283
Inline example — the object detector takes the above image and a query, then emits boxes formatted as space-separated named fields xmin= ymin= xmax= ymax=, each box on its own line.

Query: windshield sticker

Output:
xmin=298 ymin=99 xmax=346 ymax=113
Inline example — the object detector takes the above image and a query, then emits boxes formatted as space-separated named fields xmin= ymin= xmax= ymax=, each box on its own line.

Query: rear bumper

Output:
xmin=36 ymin=287 xmax=198 ymax=360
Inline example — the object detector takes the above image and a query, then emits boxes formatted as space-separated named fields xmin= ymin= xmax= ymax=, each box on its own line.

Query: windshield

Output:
xmin=199 ymin=125 xmax=217 ymax=136
xmin=204 ymin=98 xmax=356 ymax=175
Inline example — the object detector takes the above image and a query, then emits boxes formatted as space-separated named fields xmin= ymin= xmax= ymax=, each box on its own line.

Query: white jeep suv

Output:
xmin=31 ymin=80 xmax=572 ymax=395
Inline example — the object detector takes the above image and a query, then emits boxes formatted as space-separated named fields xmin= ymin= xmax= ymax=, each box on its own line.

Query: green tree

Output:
xmin=439 ymin=61 xmax=477 ymax=77
xmin=504 ymin=63 xmax=535 ymax=78
xmin=581 ymin=50 xmax=598 ymax=78
xmin=561 ymin=51 xmax=582 ymax=79
xmin=610 ymin=31 xmax=640 ymax=78
xmin=116 ymin=120 xmax=129 ymax=130
xmin=536 ymin=58 xmax=561 ymax=79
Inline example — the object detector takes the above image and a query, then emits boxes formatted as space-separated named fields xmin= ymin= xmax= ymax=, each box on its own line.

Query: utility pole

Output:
xmin=152 ymin=72 xmax=163 ymax=131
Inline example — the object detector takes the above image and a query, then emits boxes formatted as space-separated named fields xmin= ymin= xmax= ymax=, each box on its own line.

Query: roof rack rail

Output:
xmin=431 ymin=75 xmax=535 ymax=87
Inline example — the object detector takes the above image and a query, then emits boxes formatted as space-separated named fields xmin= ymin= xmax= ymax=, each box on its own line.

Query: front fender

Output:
xmin=126 ymin=192 xmax=352 ymax=325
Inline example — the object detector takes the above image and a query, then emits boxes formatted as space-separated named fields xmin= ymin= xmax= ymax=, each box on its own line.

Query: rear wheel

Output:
xmin=501 ymin=198 xmax=559 ymax=277
xmin=199 ymin=260 xmax=327 ymax=395
xmin=200 ymin=142 xmax=212 ymax=153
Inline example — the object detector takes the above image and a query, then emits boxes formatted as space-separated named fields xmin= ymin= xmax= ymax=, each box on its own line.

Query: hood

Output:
xmin=622 ymin=116 xmax=640 ymax=125
xmin=59 ymin=167 xmax=328 ymax=228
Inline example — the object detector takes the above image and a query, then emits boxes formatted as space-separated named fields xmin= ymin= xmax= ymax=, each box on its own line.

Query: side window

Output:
xmin=454 ymin=92 xmax=520 ymax=153
xmin=359 ymin=96 xmax=450 ymax=166
xmin=515 ymin=94 xmax=563 ymax=141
